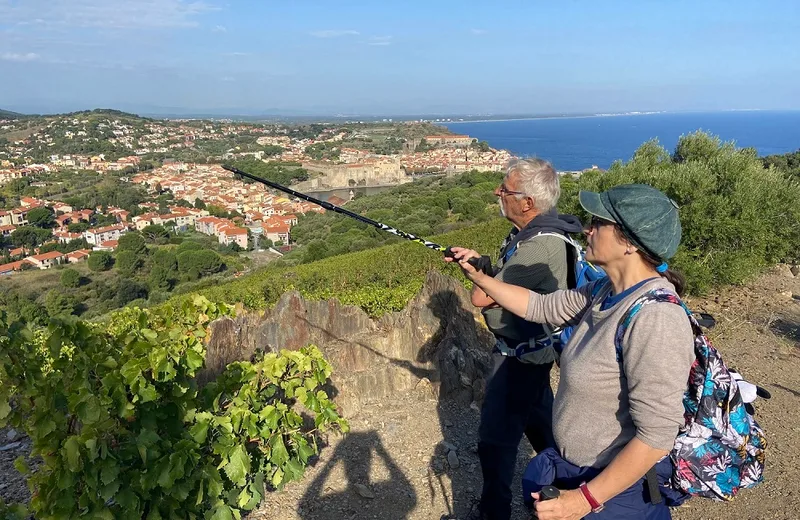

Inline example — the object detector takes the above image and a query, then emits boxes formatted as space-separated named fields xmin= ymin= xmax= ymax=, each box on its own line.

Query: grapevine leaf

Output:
xmin=269 ymin=435 xmax=289 ymax=467
xmin=64 ymin=436 xmax=82 ymax=472
xmin=297 ymin=439 xmax=315 ymax=464
xmin=0 ymin=400 xmax=11 ymax=422
xmin=208 ymin=505 xmax=233 ymax=520
xmin=78 ymin=397 xmax=102 ymax=424
xmin=223 ymin=445 xmax=250 ymax=487
xmin=115 ymin=489 xmax=139 ymax=510
xmin=85 ymin=438 xmax=99 ymax=461
xmin=100 ymin=479 xmax=120 ymax=501
xmin=142 ymin=329 xmax=158 ymax=342
xmin=13 ymin=456 xmax=29 ymax=475
xmin=100 ymin=460 xmax=120 ymax=485
xmin=270 ymin=467 xmax=284 ymax=489
xmin=120 ymin=360 xmax=142 ymax=386
xmin=138 ymin=383 xmax=159 ymax=403
xmin=284 ymin=458 xmax=305 ymax=484
xmin=190 ymin=419 xmax=211 ymax=444
xmin=236 ymin=487 xmax=251 ymax=509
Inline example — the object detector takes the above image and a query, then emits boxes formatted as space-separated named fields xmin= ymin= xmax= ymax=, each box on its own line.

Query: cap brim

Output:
xmin=579 ymin=191 xmax=615 ymax=222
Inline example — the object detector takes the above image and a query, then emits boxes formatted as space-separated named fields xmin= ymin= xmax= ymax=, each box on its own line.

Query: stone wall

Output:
xmin=202 ymin=271 xmax=495 ymax=417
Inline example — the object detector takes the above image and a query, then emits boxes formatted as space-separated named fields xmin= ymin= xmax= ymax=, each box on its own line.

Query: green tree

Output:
xmin=115 ymin=279 xmax=148 ymax=306
xmin=141 ymin=224 xmax=169 ymax=244
xmin=11 ymin=226 xmax=51 ymax=249
xmin=415 ymin=138 xmax=432 ymax=152
xmin=152 ymin=248 xmax=179 ymax=271
xmin=26 ymin=207 xmax=55 ymax=228
xmin=115 ymin=250 xmax=142 ymax=275
xmin=117 ymin=232 xmax=147 ymax=255
xmin=67 ymin=222 xmax=90 ymax=233
xmin=177 ymin=249 xmax=223 ymax=278
xmin=194 ymin=198 xmax=207 ymax=210
xmin=148 ymin=265 xmax=173 ymax=291
xmin=44 ymin=290 xmax=77 ymax=316
xmin=177 ymin=240 xmax=203 ymax=253
xmin=60 ymin=269 xmax=81 ymax=288
xmin=88 ymin=251 xmax=113 ymax=271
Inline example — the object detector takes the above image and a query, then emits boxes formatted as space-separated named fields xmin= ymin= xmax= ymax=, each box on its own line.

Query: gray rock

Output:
xmin=791 ymin=265 xmax=800 ymax=277
xmin=6 ymin=429 xmax=19 ymax=441
xmin=441 ymin=441 xmax=457 ymax=452
xmin=354 ymin=483 xmax=376 ymax=499
xmin=0 ymin=441 xmax=22 ymax=452
xmin=447 ymin=450 xmax=460 ymax=469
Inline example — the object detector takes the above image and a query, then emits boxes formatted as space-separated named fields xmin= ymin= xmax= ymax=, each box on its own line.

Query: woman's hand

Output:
xmin=531 ymin=489 xmax=591 ymax=520
xmin=444 ymin=246 xmax=485 ymax=281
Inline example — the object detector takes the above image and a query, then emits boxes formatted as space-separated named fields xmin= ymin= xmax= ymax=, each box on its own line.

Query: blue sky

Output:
xmin=1 ymin=0 xmax=799 ymax=116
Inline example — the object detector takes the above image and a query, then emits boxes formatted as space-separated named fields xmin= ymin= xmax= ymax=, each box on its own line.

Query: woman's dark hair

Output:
xmin=613 ymin=226 xmax=687 ymax=296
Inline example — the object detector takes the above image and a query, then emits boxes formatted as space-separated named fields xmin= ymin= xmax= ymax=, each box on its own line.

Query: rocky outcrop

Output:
xmin=202 ymin=271 xmax=495 ymax=416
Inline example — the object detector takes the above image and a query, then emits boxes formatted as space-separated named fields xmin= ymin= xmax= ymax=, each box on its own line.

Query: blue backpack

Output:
xmin=616 ymin=288 xmax=767 ymax=503
xmin=532 ymin=233 xmax=605 ymax=351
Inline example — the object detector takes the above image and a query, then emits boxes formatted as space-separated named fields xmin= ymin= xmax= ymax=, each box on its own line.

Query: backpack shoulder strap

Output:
xmin=614 ymin=288 xmax=700 ymax=363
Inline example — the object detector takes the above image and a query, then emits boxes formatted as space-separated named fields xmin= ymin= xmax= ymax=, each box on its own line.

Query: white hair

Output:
xmin=505 ymin=158 xmax=561 ymax=213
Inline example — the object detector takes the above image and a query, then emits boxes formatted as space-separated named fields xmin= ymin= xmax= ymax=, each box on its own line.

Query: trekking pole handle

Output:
xmin=539 ymin=485 xmax=560 ymax=501
xmin=443 ymin=247 xmax=492 ymax=274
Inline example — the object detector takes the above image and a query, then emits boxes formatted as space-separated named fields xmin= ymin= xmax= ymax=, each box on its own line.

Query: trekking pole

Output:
xmin=222 ymin=165 xmax=483 ymax=267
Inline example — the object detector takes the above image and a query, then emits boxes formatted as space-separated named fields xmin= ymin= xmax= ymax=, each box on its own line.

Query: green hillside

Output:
xmin=168 ymin=131 xmax=800 ymax=319
xmin=0 ymin=108 xmax=24 ymax=119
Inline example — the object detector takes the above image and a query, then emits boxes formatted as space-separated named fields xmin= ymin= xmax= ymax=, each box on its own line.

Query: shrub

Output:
xmin=0 ymin=297 xmax=347 ymax=519
xmin=60 ymin=268 xmax=81 ymax=288
xmin=117 ymin=232 xmax=147 ymax=255
xmin=177 ymin=240 xmax=204 ymax=253
xmin=115 ymin=250 xmax=143 ymax=276
xmin=116 ymin=279 xmax=149 ymax=306
xmin=177 ymin=249 xmax=223 ymax=278
xmin=559 ymin=131 xmax=800 ymax=292
xmin=44 ymin=290 xmax=77 ymax=316
xmin=88 ymin=251 xmax=114 ymax=271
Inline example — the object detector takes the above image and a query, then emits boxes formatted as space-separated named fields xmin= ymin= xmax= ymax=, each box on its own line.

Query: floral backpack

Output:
xmin=615 ymin=288 xmax=767 ymax=502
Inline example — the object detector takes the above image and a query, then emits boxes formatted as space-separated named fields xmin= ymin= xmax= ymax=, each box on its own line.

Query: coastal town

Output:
xmin=0 ymin=111 xmax=514 ymax=277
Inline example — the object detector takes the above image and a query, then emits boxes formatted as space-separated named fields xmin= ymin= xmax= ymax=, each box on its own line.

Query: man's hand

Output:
xmin=531 ymin=489 xmax=591 ymax=520
xmin=444 ymin=247 xmax=487 ymax=281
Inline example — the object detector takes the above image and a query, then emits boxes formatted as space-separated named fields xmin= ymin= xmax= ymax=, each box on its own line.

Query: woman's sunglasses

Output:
xmin=587 ymin=215 xmax=615 ymax=230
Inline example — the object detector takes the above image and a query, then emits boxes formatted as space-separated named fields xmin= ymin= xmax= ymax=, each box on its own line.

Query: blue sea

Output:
xmin=443 ymin=111 xmax=800 ymax=172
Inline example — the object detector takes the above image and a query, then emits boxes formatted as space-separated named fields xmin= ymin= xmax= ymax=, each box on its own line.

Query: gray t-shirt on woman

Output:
xmin=525 ymin=277 xmax=695 ymax=468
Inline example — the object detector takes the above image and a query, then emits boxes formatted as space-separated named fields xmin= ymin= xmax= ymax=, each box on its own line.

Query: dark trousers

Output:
xmin=478 ymin=355 xmax=555 ymax=520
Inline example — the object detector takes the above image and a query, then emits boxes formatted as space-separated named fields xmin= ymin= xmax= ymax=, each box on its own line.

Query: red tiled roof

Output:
xmin=31 ymin=251 xmax=64 ymax=261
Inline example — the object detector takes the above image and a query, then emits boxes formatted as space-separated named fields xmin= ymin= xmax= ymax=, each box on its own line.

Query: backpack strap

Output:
xmin=613 ymin=288 xmax=701 ymax=364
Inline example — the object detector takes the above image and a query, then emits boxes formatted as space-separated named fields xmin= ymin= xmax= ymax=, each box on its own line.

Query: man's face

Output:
xmin=493 ymin=172 xmax=529 ymax=222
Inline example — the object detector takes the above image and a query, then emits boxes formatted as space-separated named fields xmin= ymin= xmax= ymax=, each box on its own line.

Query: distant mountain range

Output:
xmin=0 ymin=108 xmax=25 ymax=118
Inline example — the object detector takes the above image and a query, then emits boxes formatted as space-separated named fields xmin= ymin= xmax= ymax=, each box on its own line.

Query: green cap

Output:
xmin=579 ymin=184 xmax=681 ymax=260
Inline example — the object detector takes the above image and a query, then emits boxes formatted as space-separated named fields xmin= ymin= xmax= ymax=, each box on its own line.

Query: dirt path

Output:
xmin=2 ymin=267 xmax=799 ymax=519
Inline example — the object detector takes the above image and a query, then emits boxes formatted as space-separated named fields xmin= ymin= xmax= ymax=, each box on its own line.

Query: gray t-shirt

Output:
xmin=482 ymin=234 xmax=569 ymax=342
xmin=524 ymin=277 xmax=695 ymax=467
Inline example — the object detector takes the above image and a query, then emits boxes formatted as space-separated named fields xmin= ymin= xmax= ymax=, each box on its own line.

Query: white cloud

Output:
xmin=470 ymin=28 xmax=488 ymax=35
xmin=367 ymin=36 xmax=392 ymax=46
xmin=310 ymin=29 xmax=360 ymax=38
xmin=220 ymin=76 xmax=235 ymax=82
xmin=222 ymin=52 xmax=251 ymax=57
xmin=1 ymin=52 xmax=41 ymax=62
xmin=0 ymin=0 xmax=219 ymax=30
xmin=212 ymin=25 xmax=227 ymax=33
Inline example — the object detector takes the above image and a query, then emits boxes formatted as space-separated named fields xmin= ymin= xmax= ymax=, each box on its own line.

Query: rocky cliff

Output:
xmin=202 ymin=271 xmax=495 ymax=416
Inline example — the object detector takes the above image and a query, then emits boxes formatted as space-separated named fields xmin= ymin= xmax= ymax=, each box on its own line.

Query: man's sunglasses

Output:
xmin=498 ymin=185 xmax=526 ymax=197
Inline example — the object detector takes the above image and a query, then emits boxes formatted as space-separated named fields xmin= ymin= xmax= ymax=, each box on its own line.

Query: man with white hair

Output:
xmin=467 ymin=158 xmax=583 ymax=520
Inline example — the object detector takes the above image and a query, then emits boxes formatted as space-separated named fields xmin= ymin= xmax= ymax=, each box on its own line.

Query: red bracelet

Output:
xmin=579 ymin=482 xmax=604 ymax=513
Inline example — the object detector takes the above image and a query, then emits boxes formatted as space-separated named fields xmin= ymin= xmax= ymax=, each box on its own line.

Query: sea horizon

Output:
xmin=443 ymin=110 xmax=800 ymax=172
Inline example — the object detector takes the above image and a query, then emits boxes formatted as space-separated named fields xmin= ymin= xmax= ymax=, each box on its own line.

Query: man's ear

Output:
xmin=524 ymin=196 xmax=536 ymax=212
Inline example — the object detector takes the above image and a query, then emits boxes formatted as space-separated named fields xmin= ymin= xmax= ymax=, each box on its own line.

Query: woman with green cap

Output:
xmin=447 ymin=184 xmax=694 ymax=520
